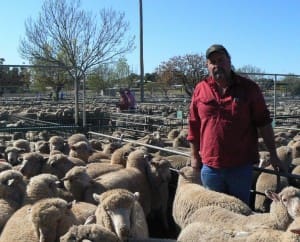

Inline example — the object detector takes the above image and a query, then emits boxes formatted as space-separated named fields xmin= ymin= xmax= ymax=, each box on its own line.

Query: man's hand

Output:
xmin=269 ymin=154 xmax=288 ymax=173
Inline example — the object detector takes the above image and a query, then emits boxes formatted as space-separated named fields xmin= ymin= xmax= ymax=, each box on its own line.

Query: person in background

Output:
xmin=125 ymin=88 xmax=136 ymax=111
xmin=187 ymin=44 xmax=287 ymax=205
xmin=118 ymin=88 xmax=129 ymax=111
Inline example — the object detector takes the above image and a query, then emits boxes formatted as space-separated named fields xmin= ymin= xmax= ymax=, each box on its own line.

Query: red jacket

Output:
xmin=187 ymin=73 xmax=272 ymax=168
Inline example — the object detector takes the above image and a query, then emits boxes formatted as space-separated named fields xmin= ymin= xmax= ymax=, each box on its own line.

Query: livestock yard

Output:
xmin=0 ymin=90 xmax=300 ymax=241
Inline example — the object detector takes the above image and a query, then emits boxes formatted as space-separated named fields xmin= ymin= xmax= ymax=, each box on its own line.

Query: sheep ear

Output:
xmin=93 ymin=193 xmax=101 ymax=203
xmin=265 ymin=189 xmax=280 ymax=202
xmin=84 ymin=215 xmax=96 ymax=225
xmin=67 ymin=201 xmax=73 ymax=209
xmin=133 ymin=192 xmax=140 ymax=200
xmin=290 ymin=229 xmax=300 ymax=235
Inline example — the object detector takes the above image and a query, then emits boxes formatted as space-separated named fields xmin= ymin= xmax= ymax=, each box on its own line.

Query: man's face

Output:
xmin=206 ymin=51 xmax=231 ymax=82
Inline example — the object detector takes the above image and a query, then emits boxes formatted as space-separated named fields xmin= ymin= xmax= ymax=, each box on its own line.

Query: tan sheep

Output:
xmin=49 ymin=135 xmax=67 ymax=153
xmin=172 ymin=166 xmax=252 ymax=229
xmin=0 ymin=170 xmax=26 ymax=231
xmin=67 ymin=133 xmax=89 ymax=147
xmin=69 ymin=140 xmax=93 ymax=162
xmin=92 ymin=188 xmax=149 ymax=241
xmin=0 ymin=198 xmax=72 ymax=242
xmin=183 ymin=186 xmax=300 ymax=232
xmin=23 ymin=173 xmax=60 ymax=204
xmin=42 ymin=153 xmax=85 ymax=179
xmin=19 ymin=152 xmax=47 ymax=179
xmin=62 ymin=166 xmax=106 ymax=204
xmin=60 ymin=224 xmax=120 ymax=242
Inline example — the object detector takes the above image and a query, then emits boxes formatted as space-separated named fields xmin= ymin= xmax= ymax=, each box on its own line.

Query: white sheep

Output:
xmin=91 ymin=188 xmax=149 ymax=241
xmin=49 ymin=135 xmax=67 ymax=153
xmin=42 ymin=153 xmax=85 ymax=179
xmin=18 ymin=152 xmax=47 ymax=179
xmin=62 ymin=166 xmax=106 ymax=204
xmin=69 ymin=140 xmax=93 ymax=162
xmin=23 ymin=173 xmax=60 ymax=204
xmin=172 ymin=166 xmax=253 ymax=229
xmin=0 ymin=198 xmax=72 ymax=242
xmin=0 ymin=170 xmax=26 ymax=231
xmin=60 ymin=224 xmax=120 ymax=242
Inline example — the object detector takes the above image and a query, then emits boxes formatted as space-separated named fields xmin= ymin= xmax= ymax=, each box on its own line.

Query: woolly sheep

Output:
xmin=110 ymin=146 xmax=135 ymax=166
xmin=60 ymin=224 xmax=120 ymax=242
xmin=0 ymin=198 xmax=72 ymax=242
xmin=92 ymin=188 xmax=149 ymax=241
xmin=184 ymin=186 xmax=300 ymax=232
xmin=172 ymin=166 xmax=252 ymax=229
xmin=23 ymin=173 xmax=60 ymax=204
xmin=19 ymin=152 xmax=46 ymax=179
xmin=92 ymin=149 xmax=153 ymax=215
xmin=49 ymin=135 xmax=67 ymax=153
xmin=87 ymin=150 xmax=111 ymax=163
xmin=12 ymin=139 xmax=31 ymax=153
xmin=0 ymin=170 xmax=26 ymax=231
xmin=4 ymin=146 xmax=23 ymax=166
xmin=62 ymin=166 xmax=106 ymax=204
xmin=255 ymin=167 xmax=289 ymax=212
xmin=42 ymin=153 xmax=85 ymax=179
xmin=67 ymin=133 xmax=89 ymax=147
xmin=0 ymin=161 xmax=12 ymax=172
xmin=69 ymin=141 xmax=93 ymax=162
xmin=86 ymin=162 xmax=123 ymax=179
xmin=89 ymin=138 xmax=103 ymax=151
xmin=34 ymin=140 xmax=50 ymax=154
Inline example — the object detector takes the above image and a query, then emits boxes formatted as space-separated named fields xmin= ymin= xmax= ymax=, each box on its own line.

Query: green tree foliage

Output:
xmin=155 ymin=54 xmax=207 ymax=96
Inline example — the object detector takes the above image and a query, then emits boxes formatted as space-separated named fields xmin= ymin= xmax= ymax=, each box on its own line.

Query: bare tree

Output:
xmin=19 ymin=0 xmax=135 ymax=124
xmin=155 ymin=54 xmax=207 ymax=97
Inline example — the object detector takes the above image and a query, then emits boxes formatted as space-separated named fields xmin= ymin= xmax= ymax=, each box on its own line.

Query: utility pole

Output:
xmin=139 ymin=0 xmax=144 ymax=102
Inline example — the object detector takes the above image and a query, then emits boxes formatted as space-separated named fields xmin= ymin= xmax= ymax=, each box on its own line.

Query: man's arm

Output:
xmin=258 ymin=123 xmax=287 ymax=172
xmin=190 ymin=140 xmax=202 ymax=170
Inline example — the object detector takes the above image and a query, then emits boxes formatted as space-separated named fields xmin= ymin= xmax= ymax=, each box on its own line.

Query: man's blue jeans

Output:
xmin=200 ymin=163 xmax=253 ymax=205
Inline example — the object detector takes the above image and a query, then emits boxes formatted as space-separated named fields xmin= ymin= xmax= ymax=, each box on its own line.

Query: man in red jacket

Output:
xmin=187 ymin=44 xmax=287 ymax=204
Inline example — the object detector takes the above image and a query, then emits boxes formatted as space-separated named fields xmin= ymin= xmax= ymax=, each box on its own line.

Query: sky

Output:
xmin=1 ymin=0 xmax=300 ymax=75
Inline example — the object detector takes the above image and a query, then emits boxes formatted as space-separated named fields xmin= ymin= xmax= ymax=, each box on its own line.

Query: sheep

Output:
xmin=292 ymin=140 xmax=300 ymax=159
xmin=69 ymin=140 xmax=93 ymax=163
xmin=18 ymin=152 xmax=47 ymax=179
xmin=254 ymin=145 xmax=291 ymax=212
xmin=42 ymin=153 xmax=85 ymax=179
xmin=4 ymin=146 xmax=24 ymax=166
xmin=91 ymin=188 xmax=149 ymax=241
xmin=172 ymin=166 xmax=253 ymax=229
xmin=90 ymin=149 xmax=153 ymax=215
xmin=0 ymin=161 xmax=12 ymax=172
xmin=62 ymin=166 xmax=106 ymax=204
xmin=34 ymin=140 xmax=50 ymax=154
xmin=110 ymin=146 xmax=135 ymax=166
xmin=167 ymin=128 xmax=180 ymax=140
xmin=0 ymin=198 xmax=72 ymax=242
xmin=60 ymin=224 xmax=120 ymax=242
xmin=87 ymin=150 xmax=111 ymax=163
xmin=255 ymin=167 xmax=289 ymax=213
xmin=0 ymin=170 xmax=26 ymax=231
xmin=67 ymin=133 xmax=89 ymax=147
xmin=89 ymin=138 xmax=103 ymax=151
xmin=49 ymin=135 xmax=67 ymax=153
xmin=183 ymin=186 xmax=300 ymax=232
xmin=23 ymin=173 xmax=61 ymax=204
xmin=12 ymin=139 xmax=31 ymax=153
xmin=86 ymin=162 xmax=124 ymax=179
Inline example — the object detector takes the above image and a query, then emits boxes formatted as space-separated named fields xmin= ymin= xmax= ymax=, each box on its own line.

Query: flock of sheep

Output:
xmin=0 ymin=97 xmax=299 ymax=241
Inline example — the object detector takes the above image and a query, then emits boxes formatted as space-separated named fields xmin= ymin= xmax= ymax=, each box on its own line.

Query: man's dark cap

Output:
xmin=206 ymin=44 xmax=229 ymax=59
